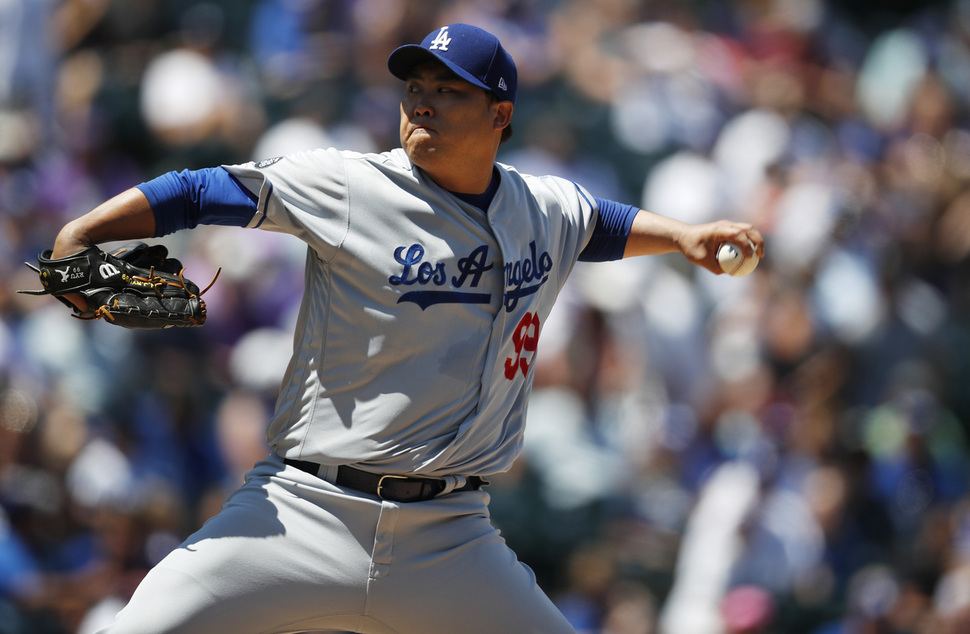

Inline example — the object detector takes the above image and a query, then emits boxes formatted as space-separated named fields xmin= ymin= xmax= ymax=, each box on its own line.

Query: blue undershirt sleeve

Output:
xmin=578 ymin=197 xmax=640 ymax=262
xmin=136 ymin=167 xmax=259 ymax=237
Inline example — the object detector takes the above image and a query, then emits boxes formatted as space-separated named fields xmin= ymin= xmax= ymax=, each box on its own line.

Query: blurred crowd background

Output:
xmin=2 ymin=0 xmax=970 ymax=632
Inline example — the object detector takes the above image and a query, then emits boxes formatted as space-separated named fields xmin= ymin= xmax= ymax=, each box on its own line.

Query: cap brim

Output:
xmin=387 ymin=45 xmax=490 ymax=92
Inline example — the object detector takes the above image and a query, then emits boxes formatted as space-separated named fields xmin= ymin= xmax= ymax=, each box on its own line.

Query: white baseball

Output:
xmin=717 ymin=241 xmax=759 ymax=277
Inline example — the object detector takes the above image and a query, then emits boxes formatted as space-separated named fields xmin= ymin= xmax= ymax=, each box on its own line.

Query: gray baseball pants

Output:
xmin=95 ymin=454 xmax=575 ymax=633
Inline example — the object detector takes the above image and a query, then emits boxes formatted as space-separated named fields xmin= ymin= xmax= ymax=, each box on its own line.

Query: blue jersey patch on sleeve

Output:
xmin=137 ymin=167 xmax=258 ymax=237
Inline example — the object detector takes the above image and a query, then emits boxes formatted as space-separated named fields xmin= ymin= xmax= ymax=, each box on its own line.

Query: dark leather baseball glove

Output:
xmin=19 ymin=242 xmax=217 ymax=329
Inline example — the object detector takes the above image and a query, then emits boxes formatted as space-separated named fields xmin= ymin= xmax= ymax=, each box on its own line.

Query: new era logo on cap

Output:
xmin=388 ymin=24 xmax=518 ymax=104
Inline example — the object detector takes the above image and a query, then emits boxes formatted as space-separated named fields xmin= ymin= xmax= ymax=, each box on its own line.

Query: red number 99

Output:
xmin=504 ymin=312 xmax=540 ymax=380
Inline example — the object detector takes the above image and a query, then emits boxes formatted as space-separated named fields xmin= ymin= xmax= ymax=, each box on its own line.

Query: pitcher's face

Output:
xmin=400 ymin=60 xmax=510 ymax=185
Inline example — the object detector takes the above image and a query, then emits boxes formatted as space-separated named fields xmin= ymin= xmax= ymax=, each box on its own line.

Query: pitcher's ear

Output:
xmin=494 ymin=102 xmax=513 ymax=130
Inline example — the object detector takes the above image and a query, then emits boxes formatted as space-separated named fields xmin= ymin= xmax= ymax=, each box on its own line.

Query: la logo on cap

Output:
xmin=429 ymin=27 xmax=451 ymax=51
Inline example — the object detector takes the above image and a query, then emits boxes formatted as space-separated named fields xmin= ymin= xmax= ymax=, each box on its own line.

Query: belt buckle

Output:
xmin=377 ymin=474 xmax=409 ymax=500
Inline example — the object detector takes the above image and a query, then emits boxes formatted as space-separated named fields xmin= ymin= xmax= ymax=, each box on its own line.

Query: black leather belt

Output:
xmin=284 ymin=458 xmax=487 ymax=503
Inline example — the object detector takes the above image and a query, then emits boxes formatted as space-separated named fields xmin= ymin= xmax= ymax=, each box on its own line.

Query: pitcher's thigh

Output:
xmin=99 ymin=473 xmax=375 ymax=633
xmin=369 ymin=510 xmax=574 ymax=634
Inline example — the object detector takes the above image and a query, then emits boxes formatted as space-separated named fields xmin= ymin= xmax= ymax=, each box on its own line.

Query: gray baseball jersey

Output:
xmin=225 ymin=147 xmax=597 ymax=477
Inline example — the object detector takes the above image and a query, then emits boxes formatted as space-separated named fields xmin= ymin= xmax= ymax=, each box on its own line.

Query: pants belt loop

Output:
xmin=317 ymin=463 xmax=339 ymax=483
xmin=438 ymin=475 xmax=465 ymax=496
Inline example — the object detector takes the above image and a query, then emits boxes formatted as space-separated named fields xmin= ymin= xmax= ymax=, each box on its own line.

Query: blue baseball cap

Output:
xmin=388 ymin=24 xmax=517 ymax=104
